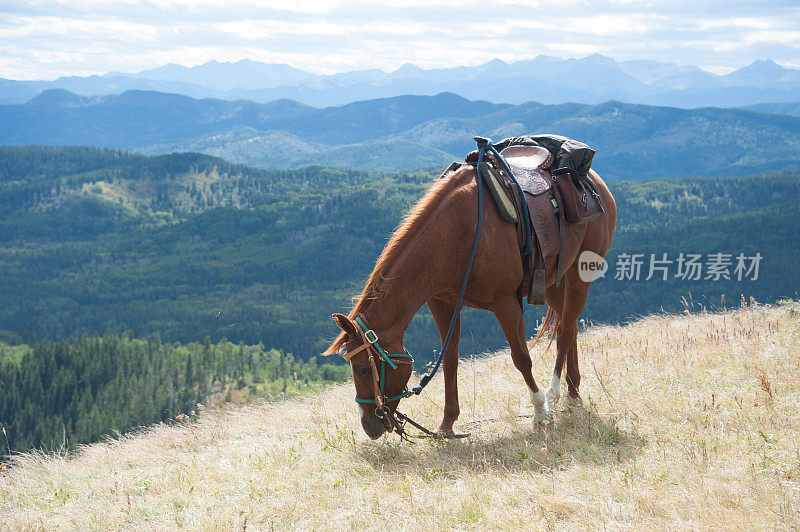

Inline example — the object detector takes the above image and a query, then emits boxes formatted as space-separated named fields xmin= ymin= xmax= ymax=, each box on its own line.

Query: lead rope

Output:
xmin=410 ymin=137 xmax=487 ymax=396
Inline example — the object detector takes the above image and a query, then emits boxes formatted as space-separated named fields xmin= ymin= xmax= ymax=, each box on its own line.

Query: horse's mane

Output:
xmin=322 ymin=167 xmax=466 ymax=356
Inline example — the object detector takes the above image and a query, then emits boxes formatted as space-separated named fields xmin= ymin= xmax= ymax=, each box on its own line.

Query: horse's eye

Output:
xmin=354 ymin=367 xmax=369 ymax=377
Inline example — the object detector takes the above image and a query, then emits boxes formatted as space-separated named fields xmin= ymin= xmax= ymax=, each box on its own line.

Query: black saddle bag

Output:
xmin=552 ymin=168 xmax=603 ymax=224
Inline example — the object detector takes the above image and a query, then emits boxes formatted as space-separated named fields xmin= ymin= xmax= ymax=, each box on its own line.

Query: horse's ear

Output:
xmin=321 ymin=314 xmax=358 ymax=357
xmin=332 ymin=313 xmax=359 ymax=338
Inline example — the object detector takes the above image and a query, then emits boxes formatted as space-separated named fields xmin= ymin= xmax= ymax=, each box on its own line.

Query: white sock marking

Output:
xmin=546 ymin=373 xmax=561 ymax=411
xmin=529 ymin=386 xmax=549 ymax=422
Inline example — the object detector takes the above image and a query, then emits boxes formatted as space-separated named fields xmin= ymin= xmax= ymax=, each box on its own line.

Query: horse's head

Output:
xmin=325 ymin=313 xmax=414 ymax=439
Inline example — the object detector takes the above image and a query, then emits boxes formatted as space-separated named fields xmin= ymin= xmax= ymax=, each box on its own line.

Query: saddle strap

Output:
xmin=554 ymin=189 xmax=566 ymax=287
xmin=529 ymin=268 xmax=546 ymax=305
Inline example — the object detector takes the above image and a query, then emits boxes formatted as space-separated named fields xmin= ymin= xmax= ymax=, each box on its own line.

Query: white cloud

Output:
xmin=0 ymin=0 xmax=798 ymax=79
xmin=743 ymin=30 xmax=800 ymax=46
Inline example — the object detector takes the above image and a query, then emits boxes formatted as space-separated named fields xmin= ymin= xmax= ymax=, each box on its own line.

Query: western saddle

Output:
xmin=451 ymin=140 xmax=603 ymax=305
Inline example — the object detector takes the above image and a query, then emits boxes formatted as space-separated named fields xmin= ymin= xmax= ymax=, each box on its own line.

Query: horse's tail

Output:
xmin=528 ymin=306 xmax=558 ymax=354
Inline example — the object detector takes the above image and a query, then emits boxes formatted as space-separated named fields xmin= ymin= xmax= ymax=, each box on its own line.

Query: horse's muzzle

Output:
xmin=360 ymin=410 xmax=387 ymax=439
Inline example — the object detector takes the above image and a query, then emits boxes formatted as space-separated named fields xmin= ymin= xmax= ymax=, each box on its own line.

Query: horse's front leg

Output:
xmin=493 ymin=296 xmax=547 ymax=422
xmin=428 ymin=297 xmax=461 ymax=434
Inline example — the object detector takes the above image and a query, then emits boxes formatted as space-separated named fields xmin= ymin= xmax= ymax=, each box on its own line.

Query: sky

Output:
xmin=1 ymin=0 xmax=799 ymax=80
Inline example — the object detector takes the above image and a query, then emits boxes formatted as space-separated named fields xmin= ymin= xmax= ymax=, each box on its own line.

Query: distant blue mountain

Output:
xmin=743 ymin=101 xmax=800 ymax=118
xmin=2 ymin=56 xmax=800 ymax=108
xmin=2 ymin=89 xmax=800 ymax=178
xmin=128 ymin=59 xmax=316 ymax=91
xmin=0 ymin=90 xmax=506 ymax=146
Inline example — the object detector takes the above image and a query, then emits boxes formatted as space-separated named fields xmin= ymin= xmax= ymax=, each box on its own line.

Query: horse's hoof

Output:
xmin=534 ymin=403 xmax=552 ymax=423
xmin=564 ymin=394 xmax=584 ymax=410
xmin=436 ymin=423 xmax=455 ymax=435
xmin=533 ymin=411 xmax=550 ymax=424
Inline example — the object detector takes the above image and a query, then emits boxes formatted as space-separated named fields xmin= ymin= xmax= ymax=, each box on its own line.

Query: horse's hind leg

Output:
xmin=543 ymin=284 xmax=566 ymax=412
xmin=557 ymin=266 xmax=591 ymax=401
xmin=493 ymin=296 xmax=547 ymax=421
xmin=428 ymin=297 xmax=461 ymax=434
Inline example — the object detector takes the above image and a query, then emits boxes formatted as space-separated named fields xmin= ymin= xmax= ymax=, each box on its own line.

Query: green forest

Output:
xmin=1 ymin=146 xmax=797 ymax=359
xmin=0 ymin=333 xmax=348 ymax=454
xmin=0 ymin=145 xmax=798 ymax=453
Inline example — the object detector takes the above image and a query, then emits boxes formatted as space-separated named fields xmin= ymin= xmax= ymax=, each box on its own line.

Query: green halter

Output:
xmin=352 ymin=316 xmax=414 ymax=404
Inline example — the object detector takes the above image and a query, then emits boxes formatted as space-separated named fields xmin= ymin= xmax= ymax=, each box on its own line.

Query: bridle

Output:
xmin=341 ymin=314 xmax=418 ymax=436
xmin=345 ymin=314 xmax=414 ymax=406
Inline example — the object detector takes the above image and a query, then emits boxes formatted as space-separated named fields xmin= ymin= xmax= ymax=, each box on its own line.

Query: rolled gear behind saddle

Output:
xmin=493 ymin=134 xmax=604 ymax=224
xmin=491 ymin=134 xmax=595 ymax=175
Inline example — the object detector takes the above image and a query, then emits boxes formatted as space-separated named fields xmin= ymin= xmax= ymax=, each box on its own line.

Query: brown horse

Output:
xmin=323 ymin=162 xmax=616 ymax=439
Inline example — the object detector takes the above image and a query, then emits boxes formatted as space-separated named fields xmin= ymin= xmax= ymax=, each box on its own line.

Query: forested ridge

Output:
xmin=0 ymin=333 xmax=348 ymax=454
xmin=0 ymin=146 xmax=797 ymax=359
xmin=0 ymin=146 xmax=433 ymax=356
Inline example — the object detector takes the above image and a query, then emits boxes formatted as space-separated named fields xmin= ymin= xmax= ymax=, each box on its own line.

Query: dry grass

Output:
xmin=1 ymin=302 xmax=799 ymax=530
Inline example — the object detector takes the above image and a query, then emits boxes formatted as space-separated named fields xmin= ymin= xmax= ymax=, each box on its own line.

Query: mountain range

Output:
xmin=3 ymin=55 xmax=800 ymax=108
xmin=2 ymin=90 xmax=800 ymax=178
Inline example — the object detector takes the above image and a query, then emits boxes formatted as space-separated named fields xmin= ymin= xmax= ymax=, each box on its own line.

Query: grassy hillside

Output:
xmin=1 ymin=302 xmax=797 ymax=529
xmin=4 ymin=91 xmax=800 ymax=177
